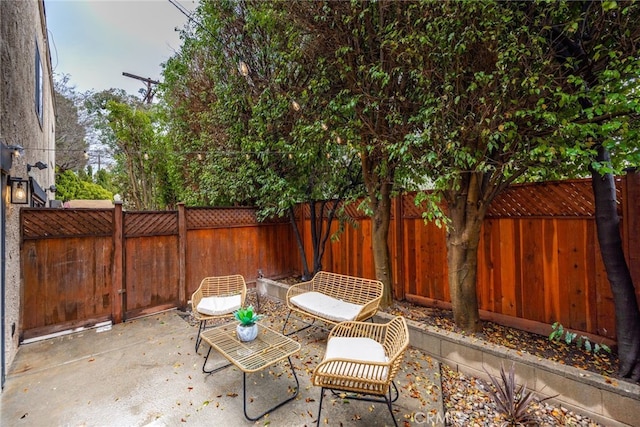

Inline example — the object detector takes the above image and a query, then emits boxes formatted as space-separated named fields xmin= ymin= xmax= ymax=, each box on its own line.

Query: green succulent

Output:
xmin=234 ymin=305 xmax=262 ymax=326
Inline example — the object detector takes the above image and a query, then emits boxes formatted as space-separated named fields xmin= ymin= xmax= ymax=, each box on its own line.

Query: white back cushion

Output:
xmin=290 ymin=291 xmax=363 ymax=322
xmin=196 ymin=294 xmax=242 ymax=316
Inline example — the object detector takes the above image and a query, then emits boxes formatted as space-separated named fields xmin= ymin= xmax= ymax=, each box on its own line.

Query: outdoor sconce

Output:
xmin=9 ymin=177 xmax=29 ymax=204
xmin=1 ymin=142 xmax=24 ymax=173
xmin=27 ymin=161 xmax=48 ymax=172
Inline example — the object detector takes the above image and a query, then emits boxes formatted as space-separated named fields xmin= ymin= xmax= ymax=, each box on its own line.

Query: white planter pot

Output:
xmin=236 ymin=323 xmax=258 ymax=342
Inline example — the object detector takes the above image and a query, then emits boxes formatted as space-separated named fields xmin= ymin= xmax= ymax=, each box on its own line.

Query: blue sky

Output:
xmin=45 ymin=0 xmax=196 ymax=97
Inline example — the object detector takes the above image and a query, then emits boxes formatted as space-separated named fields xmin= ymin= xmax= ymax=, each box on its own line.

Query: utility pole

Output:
xmin=122 ymin=72 xmax=160 ymax=104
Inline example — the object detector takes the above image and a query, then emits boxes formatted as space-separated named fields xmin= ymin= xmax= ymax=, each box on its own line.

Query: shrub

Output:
xmin=548 ymin=322 xmax=611 ymax=354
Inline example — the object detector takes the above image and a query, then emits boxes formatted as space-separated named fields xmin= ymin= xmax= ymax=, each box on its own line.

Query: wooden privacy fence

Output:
xmin=302 ymin=173 xmax=640 ymax=342
xmin=19 ymin=172 xmax=640 ymax=342
xmin=20 ymin=205 xmax=297 ymax=340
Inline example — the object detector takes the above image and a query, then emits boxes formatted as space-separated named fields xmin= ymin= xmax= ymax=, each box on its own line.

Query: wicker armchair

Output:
xmin=311 ymin=316 xmax=409 ymax=427
xmin=191 ymin=275 xmax=247 ymax=351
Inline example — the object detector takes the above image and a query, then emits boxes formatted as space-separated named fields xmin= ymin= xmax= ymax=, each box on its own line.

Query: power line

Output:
xmin=34 ymin=147 xmax=339 ymax=158
xmin=168 ymin=0 xmax=215 ymax=39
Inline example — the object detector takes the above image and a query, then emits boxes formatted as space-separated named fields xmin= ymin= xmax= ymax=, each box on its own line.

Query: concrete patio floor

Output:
xmin=1 ymin=309 xmax=444 ymax=426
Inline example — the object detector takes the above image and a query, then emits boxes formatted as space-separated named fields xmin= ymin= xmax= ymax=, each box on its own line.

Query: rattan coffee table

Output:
xmin=200 ymin=322 xmax=301 ymax=420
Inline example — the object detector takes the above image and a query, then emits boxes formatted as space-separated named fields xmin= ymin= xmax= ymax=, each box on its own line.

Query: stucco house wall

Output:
xmin=1 ymin=0 xmax=56 ymax=387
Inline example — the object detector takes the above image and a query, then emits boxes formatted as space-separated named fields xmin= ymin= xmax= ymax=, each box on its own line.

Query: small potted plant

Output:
xmin=234 ymin=305 xmax=262 ymax=342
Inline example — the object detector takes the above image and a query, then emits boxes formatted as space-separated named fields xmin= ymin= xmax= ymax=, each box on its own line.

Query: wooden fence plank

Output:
xmin=623 ymin=170 xmax=640 ymax=296
xmin=513 ymin=219 xmax=523 ymax=319
xmin=392 ymin=198 xmax=405 ymax=300
xmin=497 ymin=219 xmax=517 ymax=317
xmin=570 ymin=220 xmax=589 ymax=332
xmin=403 ymin=219 xmax=417 ymax=296
xmin=520 ymin=219 xmax=546 ymax=323
xmin=593 ymin=220 xmax=616 ymax=338
xmin=585 ymin=220 xmax=598 ymax=334
xmin=478 ymin=220 xmax=493 ymax=312
xmin=430 ymin=222 xmax=449 ymax=301
xmin=555 ymin=220 xmax=587 ymax=331
xmin=178 ymin=203 xmax=186 ymax=308
xmin=420 ymin=220 xmax=432 ymax=297
xmin=542 ymin=220 xmax=560 ymax=324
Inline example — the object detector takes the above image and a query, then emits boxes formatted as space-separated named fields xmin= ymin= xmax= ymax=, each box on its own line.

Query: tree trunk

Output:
xmin=361 ymin=151 xmax=394 ymax=307
xmin=371 ymin=191 xmax=393 ymax=307
xmin=309 ymin=200 xmax=320 ymax=274
xmin=446 ymin=202 xmax=484 ymax=333
xmin=313 ymin=199 xmax=340 ymax=274
xmin=590 ymin=146 xmax=640 ymax=381
xmin=125 ymin=155 xmax=141 ymax=209
xmin=444 ymin=172 xmax=488 ymax=333
xmin=310 ymin=200 xmax=326 ymax=274
xmin=288 ymin=207 xmax=311 ymax=281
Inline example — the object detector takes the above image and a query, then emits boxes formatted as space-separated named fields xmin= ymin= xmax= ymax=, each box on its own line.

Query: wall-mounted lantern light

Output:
xmin=9 ymin=177 xmax=29 ymax=204
xmin=11 ymin=145 xmax=24 ymax=158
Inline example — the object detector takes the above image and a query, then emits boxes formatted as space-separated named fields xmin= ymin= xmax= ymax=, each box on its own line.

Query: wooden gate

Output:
xmin=123 ymin=211 xmax=180 ymax=319
xmin=21 ymin=208 xmax=115 ymax=340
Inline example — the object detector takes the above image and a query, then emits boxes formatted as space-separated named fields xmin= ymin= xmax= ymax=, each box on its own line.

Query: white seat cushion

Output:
xmin=196 ymin=294 xmax=242 ymax=316
xmin=320 ymin=337 xmax=388 ymax=380
xmin=290 ymin=291 xmax=363 ymax=322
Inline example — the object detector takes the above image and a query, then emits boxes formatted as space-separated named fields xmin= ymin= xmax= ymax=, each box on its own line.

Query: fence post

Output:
xmin=112 ymin=202 xmax=124 ymax=323
xmin=623 ymin=168 xmax=640 ymax=295
xmin=178 ymin=203 xmax=187 ymax=309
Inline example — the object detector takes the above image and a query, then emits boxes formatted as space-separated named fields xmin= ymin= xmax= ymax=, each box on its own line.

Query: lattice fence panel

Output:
xmin=22 ymin=209 xmax=113 ymax=239
xmin=400 ymin=178 xmax=624 ymax=219
xmin=187 ymin=207 xmax=258 ymax=229
xmin=486 ymin=178 xmax=623 ymax=218
xmin=124 ymin=211 xmax=178 ymax=237
xmin=298 ymin=200 xmax=375 ymax=220
xmin=402 ymin=194 xmax=429 ymax=219
xmin=343 ymin=200 xmax=373 ymax=219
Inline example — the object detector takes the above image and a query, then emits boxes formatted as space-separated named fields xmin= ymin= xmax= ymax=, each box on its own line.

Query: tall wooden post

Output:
xmin=112 ymin=202 xmax=124 ymax=323
xmin=178 ymin=203 xmax=187 ymax=308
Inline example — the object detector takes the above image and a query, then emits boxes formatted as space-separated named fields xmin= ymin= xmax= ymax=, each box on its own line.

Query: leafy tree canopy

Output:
xmin=55 ymin=169 xmax=113 ymax=202
xmin=54 ymin=74 xmax=89 ymax=172
xmin=85 ymin=90 xmax=176 ymax=210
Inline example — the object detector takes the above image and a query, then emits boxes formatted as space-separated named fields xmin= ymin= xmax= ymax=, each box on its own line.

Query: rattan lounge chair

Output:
xmin=191 ymin=275 xmax=247 ymax=351
xmin=311 ymin=316 xmax=410 ymax=427
xmin=282 ymin=271 xmax=383 ymax=335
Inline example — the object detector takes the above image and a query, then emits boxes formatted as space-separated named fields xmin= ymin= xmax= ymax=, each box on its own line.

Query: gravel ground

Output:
xmin=440 ymin=364 xmax=602 ymax=426
xmin=188 ymin=291 xmax=604 ymax=426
